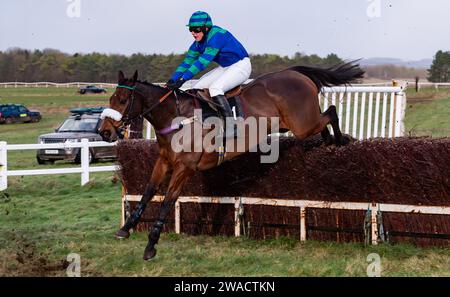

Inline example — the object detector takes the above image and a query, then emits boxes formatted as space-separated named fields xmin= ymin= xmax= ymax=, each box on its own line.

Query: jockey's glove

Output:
xmin=166 ymin=78 xmax=185 ymax=90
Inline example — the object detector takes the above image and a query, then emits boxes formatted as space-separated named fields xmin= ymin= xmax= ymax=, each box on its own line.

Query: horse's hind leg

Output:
xmin=322 ymin=105 xmax=344 ymax=146
xmin=290 ymin=105 xmax=343 ymax=146
xmin=320 ymin=126 xmax=334 ymax=146
xmin=115 ymin=157 xmax=170 ymax=239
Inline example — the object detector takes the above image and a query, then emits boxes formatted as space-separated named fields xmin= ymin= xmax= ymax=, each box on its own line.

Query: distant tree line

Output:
xmin=4 ymin=48 xmax=444 ymax=83
xmin=0 ymin=48 xmax=344 ymax=83
xmin=427 ymin=50 xmax=450 ymax=82
xmin=363 ymin=65 xmax=428 ymax=80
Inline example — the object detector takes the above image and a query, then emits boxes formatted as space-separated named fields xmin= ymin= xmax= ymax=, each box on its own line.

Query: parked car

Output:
xmin=36 ymin=107 xmax=116 ymax=164
xmin=0 ymin=104 xmax=41 ymax=124
xmin=78 ymin=85 xmax=107 ymax=94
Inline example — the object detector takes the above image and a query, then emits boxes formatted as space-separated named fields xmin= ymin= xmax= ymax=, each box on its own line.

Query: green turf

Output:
xmin=0 ymin=87 xmax=449 ymax=276
xmin=404 ymin=97 xmax=450 ymax=138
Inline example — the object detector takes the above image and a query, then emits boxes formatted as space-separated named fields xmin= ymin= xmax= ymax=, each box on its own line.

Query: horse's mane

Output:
xmin=136 ymin=79 xmax=165 ymax=89
xmin=119 ymin=78 xmax=166 ymax=90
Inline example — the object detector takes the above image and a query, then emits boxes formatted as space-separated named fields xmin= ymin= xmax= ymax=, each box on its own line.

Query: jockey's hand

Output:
xmin=166 ymin=78 xmax=185 ymax=90
xmin=165 ymin=79 xmax=175 ymax=88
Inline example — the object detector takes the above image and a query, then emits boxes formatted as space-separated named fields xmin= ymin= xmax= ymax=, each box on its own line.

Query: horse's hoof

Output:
xmin=143 ymin=248 xmax=157 ymax=261
xmin=342 ymin=135 xmax=355 ymax=145
xmin=324 ymin=135 xmax=335 ymax=146
xmin=115 ymin=229 xmax=130 ymax=239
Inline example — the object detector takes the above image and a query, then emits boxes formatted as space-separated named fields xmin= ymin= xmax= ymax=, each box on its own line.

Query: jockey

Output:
xmin=166 ymin=11 xmax=251 ymax=136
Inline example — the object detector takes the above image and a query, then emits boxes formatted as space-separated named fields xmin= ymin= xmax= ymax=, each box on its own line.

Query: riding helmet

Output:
xmin=187 ymin=11 xmax=213 ymax=27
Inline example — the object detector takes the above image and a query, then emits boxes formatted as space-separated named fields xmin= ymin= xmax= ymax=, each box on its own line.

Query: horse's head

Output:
xmin=99 ymin=70 xmax=143 ymax=142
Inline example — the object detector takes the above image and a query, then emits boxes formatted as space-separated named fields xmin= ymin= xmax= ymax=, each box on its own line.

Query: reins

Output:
xmin=116 ymin=84 xmax=174 ymax=123
xmin=114 ymin=83 xmax=212 ymax=136
xmin=159 ymin=90 xmax=173 ymax=103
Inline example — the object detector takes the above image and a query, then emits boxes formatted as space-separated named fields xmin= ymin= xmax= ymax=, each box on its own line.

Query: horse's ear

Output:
xmin=118 ymin=70 xmax=125 ymax=82
xmin=132 ymin=70 xmax=138 ymax=82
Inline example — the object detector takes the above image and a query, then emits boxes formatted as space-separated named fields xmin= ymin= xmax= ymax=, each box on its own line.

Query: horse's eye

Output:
xmin=119 ymin=98 xmax=127 ymax=104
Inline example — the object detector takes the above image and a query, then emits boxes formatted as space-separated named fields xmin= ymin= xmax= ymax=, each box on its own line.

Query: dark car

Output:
xmin=36 ymin=107 xmax=116 ymax=164
xmin=0 ymin=104 xmax=41 ymax=124
xmin=78 ymin=85 xmax=107 ymax=94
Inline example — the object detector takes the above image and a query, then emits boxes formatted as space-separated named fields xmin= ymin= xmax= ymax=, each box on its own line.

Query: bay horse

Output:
xmin=99 ymin=62 xmax=364 ymax=260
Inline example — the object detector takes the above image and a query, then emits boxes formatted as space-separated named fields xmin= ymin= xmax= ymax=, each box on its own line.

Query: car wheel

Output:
xmin=37 ymin=155 xmax=45 ymax=165
xmin=36 ymin=156 xmax=53 ymax=165
xmin=80 ymin=90 xmax=85 ymax=94
xmin=5 ymin=117 xmax=14 ymax=124
xmin=75 ymin=150 xmax=94 ymax=164
xmin=89 ymin=151 xmax=95 ymax=164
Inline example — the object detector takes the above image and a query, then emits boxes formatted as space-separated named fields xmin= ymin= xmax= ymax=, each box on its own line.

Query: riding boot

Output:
xmin=212 ymin=95 xmax=238 ymax=138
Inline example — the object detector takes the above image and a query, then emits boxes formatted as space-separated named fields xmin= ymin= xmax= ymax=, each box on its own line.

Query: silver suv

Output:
xmin=36 ymin=107 xmax=116 ymax=164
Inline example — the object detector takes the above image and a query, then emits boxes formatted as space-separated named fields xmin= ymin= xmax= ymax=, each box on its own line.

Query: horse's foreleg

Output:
xmin=143 ymin=163 xmax=194 ymax=261
xmin=115 ymin=156 xmax=170 ymax=239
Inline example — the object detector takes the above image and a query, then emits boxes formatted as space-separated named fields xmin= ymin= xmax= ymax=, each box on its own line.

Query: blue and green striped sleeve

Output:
xmin=181 ymin=46 xmax=219 ymax=80
xmin=170 ymin=44 xmax=200 ymax=81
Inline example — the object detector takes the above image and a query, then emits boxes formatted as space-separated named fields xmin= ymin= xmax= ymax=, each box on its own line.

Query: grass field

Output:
xmin=0 ymin=86 xmax=449 ymax=276
xmin=404 ymin=88 xmax=450 ymax=137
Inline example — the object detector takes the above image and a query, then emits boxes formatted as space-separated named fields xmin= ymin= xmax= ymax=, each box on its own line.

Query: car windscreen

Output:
xmin=58 ymin=118 xmax=99 ymax=132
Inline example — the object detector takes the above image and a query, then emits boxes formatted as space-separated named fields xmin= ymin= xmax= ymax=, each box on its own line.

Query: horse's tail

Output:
xmin=289 ymin=61 xmax=365 ymax=91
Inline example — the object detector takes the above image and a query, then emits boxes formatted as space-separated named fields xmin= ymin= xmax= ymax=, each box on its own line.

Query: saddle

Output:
xmin=189 ymin=86 xmax=245 ymax=120
xmin=198 ymin=85 xmax=243 ymax=100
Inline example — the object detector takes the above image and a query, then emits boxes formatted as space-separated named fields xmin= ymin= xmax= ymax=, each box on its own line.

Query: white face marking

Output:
xmin=100 ymin=108 xmax=123 ymax=121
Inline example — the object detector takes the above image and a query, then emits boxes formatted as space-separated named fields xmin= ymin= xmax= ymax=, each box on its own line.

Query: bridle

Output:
xmin=111 ymin=84 xmax=175 ymax=138
xmin=118 ymin=84 xmax=175 ymax=123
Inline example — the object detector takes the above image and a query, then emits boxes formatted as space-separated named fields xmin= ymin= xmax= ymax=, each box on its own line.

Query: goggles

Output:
xmin=189 ymin=27 xmax=202 ymax=33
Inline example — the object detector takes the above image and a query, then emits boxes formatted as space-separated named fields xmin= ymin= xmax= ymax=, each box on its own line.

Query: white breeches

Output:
xmin=192 ymin=57 xmax=252 ymax=97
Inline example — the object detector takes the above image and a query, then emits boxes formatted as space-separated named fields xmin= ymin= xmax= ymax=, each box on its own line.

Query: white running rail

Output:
xmin=0 ymin=139 xmax=119 ymax=191
xmin=320 ymin=86 xmax=407 ymax=140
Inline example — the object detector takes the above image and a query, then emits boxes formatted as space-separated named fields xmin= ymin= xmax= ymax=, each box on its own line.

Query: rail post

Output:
xmin=300 ymin=207 xmax=306 ymax=242
xmin=0 ymin=141 xmax=7 ymax=191
xmin=146 ymin=120 xmax=153 ymax=140
xmin=371 ymin=203 xmax=379 ymax=245
xmin=395 ymin=91 xmax=406 ymax=137
xmin=234 ymin=197 xmax=242 ymax=237
xmin=80 ymin=138 xmax=89 ymax=185
xmin=175 ymin=200 xmax=181 ymax=234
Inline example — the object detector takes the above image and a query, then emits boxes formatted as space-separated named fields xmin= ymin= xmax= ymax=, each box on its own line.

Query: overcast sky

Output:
xmin=1 ymin=0 xmax=449 ymax=61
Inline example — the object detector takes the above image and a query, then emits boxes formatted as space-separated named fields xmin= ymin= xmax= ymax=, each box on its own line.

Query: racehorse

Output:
xmin=99 ymin=62 xmax=364 ymax=260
